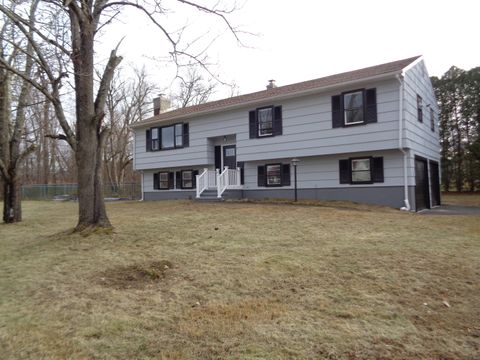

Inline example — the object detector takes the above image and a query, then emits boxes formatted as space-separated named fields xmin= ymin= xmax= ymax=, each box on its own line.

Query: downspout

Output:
xmin=396 ymin=74 xmax=411 ymax=211
xmin=139 ymin=171 xmax=144 ymax=201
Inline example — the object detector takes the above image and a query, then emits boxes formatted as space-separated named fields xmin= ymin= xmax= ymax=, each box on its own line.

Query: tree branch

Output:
xmin=94 ymin=43 xmax=123 ymax=125
xmin=45 ymin=133 xmax=68 ymax=141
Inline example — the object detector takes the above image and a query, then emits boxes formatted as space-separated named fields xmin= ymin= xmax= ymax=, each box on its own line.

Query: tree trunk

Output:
xmin=75 ymin=126 xmax=111 ymax=230
xmin=70 ymin=17 xmax=113 ymax=231
xmin=3 ymin=175 xmax=21 ymax=223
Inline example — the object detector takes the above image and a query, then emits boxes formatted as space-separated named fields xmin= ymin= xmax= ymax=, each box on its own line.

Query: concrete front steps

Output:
xmin=195 ymin=189 xmax=225 ymax=202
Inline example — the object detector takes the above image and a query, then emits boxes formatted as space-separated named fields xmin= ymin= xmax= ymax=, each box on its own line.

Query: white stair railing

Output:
xmin=227 ymin=167 xmax=242 ymax=188
xmin=196 ymin=168 xmax=208 ymax=198
xmin=208 ymin=169 xmax=217 ymax=188
xmin=217 ymin=167 xmax=229 ymax=198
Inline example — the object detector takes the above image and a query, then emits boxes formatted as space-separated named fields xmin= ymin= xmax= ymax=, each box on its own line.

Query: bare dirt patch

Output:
xmin=97 ymin=260 xmax=173 ymax=289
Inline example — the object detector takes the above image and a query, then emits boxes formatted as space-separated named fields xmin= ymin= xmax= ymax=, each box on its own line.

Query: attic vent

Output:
xmin=266 ymin=79 xmax=277 ymax=90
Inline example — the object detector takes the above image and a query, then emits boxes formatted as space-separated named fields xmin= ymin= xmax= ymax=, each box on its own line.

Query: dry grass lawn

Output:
xmin=442 ymin=192 xmax=480 ymax=206
xmin=0 ymin=196 xmax=479 ymax=359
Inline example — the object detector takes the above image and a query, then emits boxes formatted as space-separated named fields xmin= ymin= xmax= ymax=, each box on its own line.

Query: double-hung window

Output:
xmin=417 ymin=95 xmax=423 ymax=123
xmin=257 ymin=163 xmax=290 ymax=187
xmin=430 ymin=108 xmax=435 ymax=131
xmin=332 ymin=88 xmax=376 ymax=128
xmin=249 ymin=105 xmax=282 ymax=139
xmin=339 ymin=157 xmax=384 ymax=184
xmin=159 ymin=172 xmax=169 ymax=189
xmin=351 ymin=158 xmax=371 ymax=183
xmin=344 ymin=91 xmax=364 ymax=125
xmin=257 ymin=107 xmax=273 ymax=136
xmin=266 ymin=164 xmax=281 ymax=186
xmin=182 ymin=170 xmax=193 ymax=189
xmin=151 ymin=128 xmax=160 ymax=150
xmin=175 ymin=124 xmax=183 ymax=147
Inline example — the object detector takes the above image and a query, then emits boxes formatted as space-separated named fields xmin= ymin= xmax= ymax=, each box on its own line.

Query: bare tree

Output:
xmin=173 ymin=66 xmax=217 ymax=108
xmin=0 ymin=1 xmax=37 ymax=223
xmin=0 ymin=0 xmax=240 ymax=231
xmin=104 ymin=67 xmax=156 ymax=188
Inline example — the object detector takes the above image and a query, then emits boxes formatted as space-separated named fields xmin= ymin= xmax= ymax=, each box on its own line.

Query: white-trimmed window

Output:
xmin=175 ymin=124 xmax=183 ymax=147
xmin=257 ymin=107 xmax=273 ymax=136
xmin=182 ymin=170 xmax=193 ymax=188
xmin=417 ymin=95 xmax=423 ymax=123
xmin=161 ymin=126 xmax=174 ymax=149
xmin=344 ymin=91 xmax=364 ymax=125
xmin=430 ymin=108 xmax=435 ymax=131
xmin=266 ymin=164 xmax=281 ymax=186
xmin=159 ymin=172 xmax=169 ymax=189
xmin=351 ymin=158 xmax=371 ymax=183
xmin=151 ymin=128 xmax=159 ymax=150
xmin=148 ymin=123 xmax=186 ymax=151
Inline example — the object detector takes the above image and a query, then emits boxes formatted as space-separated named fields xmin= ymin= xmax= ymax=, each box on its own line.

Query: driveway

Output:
xmin=420 ymin=204 xmax=480 ymax=215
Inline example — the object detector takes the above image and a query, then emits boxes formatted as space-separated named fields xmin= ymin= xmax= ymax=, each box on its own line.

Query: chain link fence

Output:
xmin=20 ymin=183 xmax=141 ymax=200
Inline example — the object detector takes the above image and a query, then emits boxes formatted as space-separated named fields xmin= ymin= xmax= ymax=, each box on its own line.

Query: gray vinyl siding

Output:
xmin=402 ymin=60 xmax=441 ymax=196
xmin=134 ymin=78 xmax=402 ymax=170
xmin=238 ymin=79 xmax=400 ymax=161
xmin=142 ymin=150 xmax=405 ymax=193
xmin=403 ymin=60 xmax=441 ymax=161
xmin=142 ymin=150 xmax=411 ymax=208
xmin=243 ymin=150 xmax=406 ymax=190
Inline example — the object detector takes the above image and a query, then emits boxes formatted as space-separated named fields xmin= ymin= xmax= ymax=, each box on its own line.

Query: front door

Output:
xmin=222 ymin=145 xmax=236 ymax=170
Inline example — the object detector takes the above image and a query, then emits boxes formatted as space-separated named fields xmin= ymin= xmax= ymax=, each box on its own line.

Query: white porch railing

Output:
xmin=196 ymin=168 xmax=209 ymax=198
xmin=196 ymin=166 xmax=242 ymax=198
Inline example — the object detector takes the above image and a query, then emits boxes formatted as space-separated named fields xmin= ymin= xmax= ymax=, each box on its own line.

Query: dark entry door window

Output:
xmin=223 ymin=145 xmax=236 ymax=170
xmin=415 ymin=157 xmax=430 ymax=211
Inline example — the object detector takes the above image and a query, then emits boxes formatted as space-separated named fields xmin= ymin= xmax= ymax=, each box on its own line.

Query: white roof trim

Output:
xmin=401 ymin=55 xmax=424 ymax=74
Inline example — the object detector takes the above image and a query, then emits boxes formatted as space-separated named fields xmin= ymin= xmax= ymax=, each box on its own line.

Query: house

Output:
xmin=131 ymin=56 xmax=440 ymax=211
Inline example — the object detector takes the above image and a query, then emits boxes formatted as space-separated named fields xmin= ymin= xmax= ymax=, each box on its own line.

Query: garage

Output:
xmin=415 ymin=156 xmax=430 ymax=211
xmin=429 ymin=160 xmax=441 ymax=207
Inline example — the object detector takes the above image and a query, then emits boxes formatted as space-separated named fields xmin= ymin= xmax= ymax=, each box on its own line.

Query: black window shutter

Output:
xmin=249 ymin=110 xmax=257 ymax=139
xmin=192 ymin=170 xmax=199 ymax=188
xmin=237 ymin=161 xmax=245 ymax=185
xmin=153 ymin=172 xmax=159 ymax=189
xmin=183 ymin=123 xmax=189 ymax=147
xmin=273 ymin=106 xmax=283 ymax=136
xmin=281 ymin=164 xmax=290 ymax=186
xmin=371 ymin=157 xmax=384 ymax=183
xmin=365 ymin=88 xmax=377 ymax=123
xmin=339 ymin=159 xmax=350 ymax=184
xmin=176 ymin=171 xmax=182 ymax=189
xmin=214 ymin=146 xmax=222 ymax=170
xmin=168 ymin=172 xmax=174 ymax=189
xmin=332 ymin=95 xmax=344 ymax=128
xmin=146 ymin=129 xmax=152 ymax=151
xmin=257 ymin=165 xmax=266 ymax=187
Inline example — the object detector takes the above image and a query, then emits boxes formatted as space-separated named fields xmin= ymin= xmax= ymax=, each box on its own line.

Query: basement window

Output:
xmin=182 ymin=170 xmax=193 ymax=189
xmin=351 ymin=158 xmax=371 ymax=183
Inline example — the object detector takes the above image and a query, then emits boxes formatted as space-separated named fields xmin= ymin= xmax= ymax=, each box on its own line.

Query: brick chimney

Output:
xmin=153 ymin=94 xmax=171 ymax=115
xmin=266 ymin=79 xmax=277 ymax=90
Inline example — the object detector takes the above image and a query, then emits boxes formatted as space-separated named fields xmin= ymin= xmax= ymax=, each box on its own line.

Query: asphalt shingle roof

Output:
xmin=133 ymin=56 xmax=420 ymax=128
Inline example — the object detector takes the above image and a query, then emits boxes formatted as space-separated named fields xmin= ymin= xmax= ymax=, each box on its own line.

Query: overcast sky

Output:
xmin=99 ymin=0 xmax=480 ymax=99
